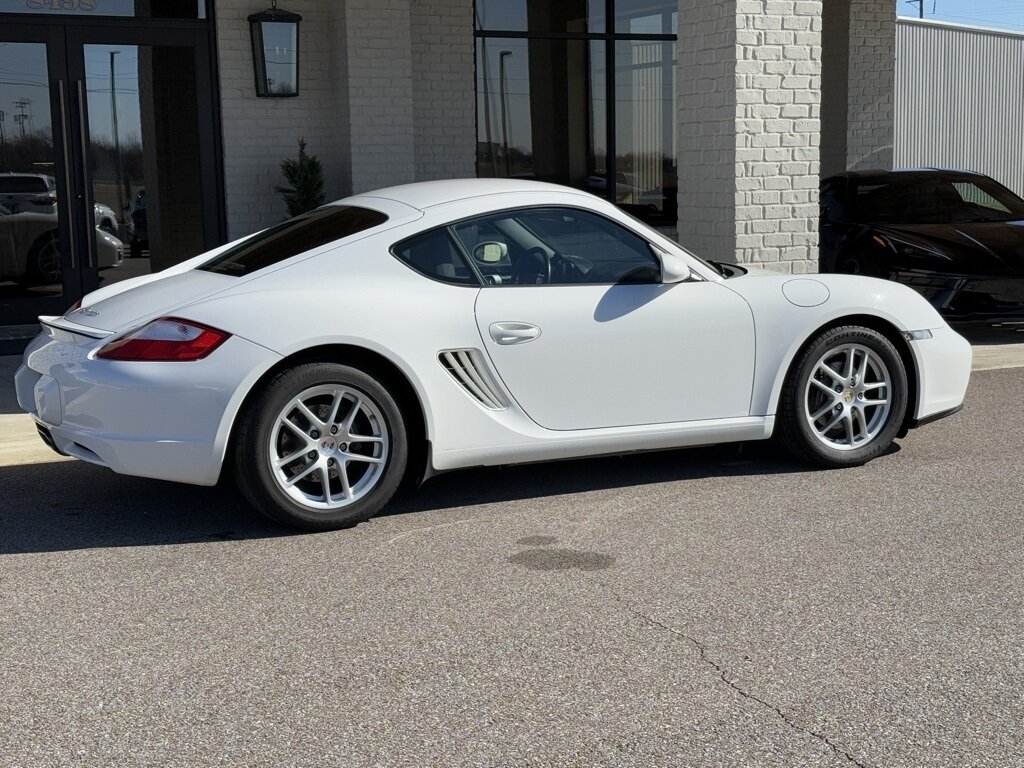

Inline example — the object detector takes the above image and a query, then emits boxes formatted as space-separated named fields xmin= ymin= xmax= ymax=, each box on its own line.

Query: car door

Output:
xmin=466 ymin=207 xmax=755 ymax=431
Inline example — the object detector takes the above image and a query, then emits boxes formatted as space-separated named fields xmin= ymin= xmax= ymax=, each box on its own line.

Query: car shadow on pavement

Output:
xmin=383 ymin=440 xmax=820 ymax=518
xmin=0 ymin=441 xmax=830 ymax=555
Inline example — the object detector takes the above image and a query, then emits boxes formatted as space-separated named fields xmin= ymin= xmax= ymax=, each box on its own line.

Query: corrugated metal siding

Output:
xmin=895 ymin=19 xmax=1024 ymax=197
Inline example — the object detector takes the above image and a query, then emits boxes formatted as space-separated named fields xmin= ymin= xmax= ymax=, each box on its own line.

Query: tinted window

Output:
xmin=452 ymin=207 xmax=661 ymax=286
xmin=0 ymin=176 xmax=48 ymax=193
xmin=392 ymin=229 xmax=479 ymax=286
xmin=853 ymin=175 xmax=1024 ymax=225
xmin=200 ymin=206 xmax=387 ymax=276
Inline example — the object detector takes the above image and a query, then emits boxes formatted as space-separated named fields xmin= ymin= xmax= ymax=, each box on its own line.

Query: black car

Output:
xmin=820 ymin=169 xmax=1024 ymax=322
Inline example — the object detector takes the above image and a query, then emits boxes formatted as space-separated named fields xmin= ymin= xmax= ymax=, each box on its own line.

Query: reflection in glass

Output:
xmin=250 ymin=16 xmax=300 ymax=97
xmin=84 ymin=43 xmax=205 ymax=287
xmin=477 ymin=39 xmax=606 ymax=195
xmin=614 ymin=0 xmax=678 ymax=35
xmin=475 ymin=0 xmax=603 ymax=33
xmin=0 ymin=41 xmax=63 ymax=299
xmin=0 ymin=0 xmax=204 ymax=18
xmin=615 ymin=40 xmax=676 ymax=224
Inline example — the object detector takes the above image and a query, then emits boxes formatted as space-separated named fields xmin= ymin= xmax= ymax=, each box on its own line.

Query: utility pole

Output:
xmin=110 ymin=50 xmax=125 ymax=234
xmin=13 ymin=100 xmax=29 ymax=141
xmin=0 ymin=111 xmax=7 ymax=170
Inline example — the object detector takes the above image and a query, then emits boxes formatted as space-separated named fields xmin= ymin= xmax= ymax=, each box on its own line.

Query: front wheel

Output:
xmin=777 ymin=326 xmax=908 ymax=468
xmin=233 ymin=362 xmax=408 ymax=531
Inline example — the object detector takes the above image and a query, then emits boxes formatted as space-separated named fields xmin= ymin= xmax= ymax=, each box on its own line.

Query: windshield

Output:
xmin=853 ymin=176 xmax=1024 ymax=225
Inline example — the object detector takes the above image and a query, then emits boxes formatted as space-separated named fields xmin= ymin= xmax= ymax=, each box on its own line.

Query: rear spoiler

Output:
xmin=39 ymin=314 xmax=112 ymax=339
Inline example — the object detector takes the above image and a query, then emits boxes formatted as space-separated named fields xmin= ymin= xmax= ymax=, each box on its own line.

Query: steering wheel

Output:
xmin=512 ymin=247 xmax=551 ymax=285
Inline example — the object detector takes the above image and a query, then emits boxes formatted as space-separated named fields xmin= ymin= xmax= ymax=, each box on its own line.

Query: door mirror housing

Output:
xmin=654 ymin=246 xmax=694 ymax=284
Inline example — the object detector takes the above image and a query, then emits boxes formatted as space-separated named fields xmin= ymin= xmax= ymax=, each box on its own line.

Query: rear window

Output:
xmin=0 ymin=176 xmax=48 ymax=193
xmin=199 ymin=206 xmax=388 ymax=276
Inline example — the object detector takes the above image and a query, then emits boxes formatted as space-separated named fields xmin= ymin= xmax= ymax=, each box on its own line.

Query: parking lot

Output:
xmin=0 ymin=350 xmax=1021 ymax=767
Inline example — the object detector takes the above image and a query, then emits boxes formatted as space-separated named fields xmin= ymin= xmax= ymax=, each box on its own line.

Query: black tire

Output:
xmin=777 ymin=326 xmax=908 ymax=468
xmin=233 ymin=362 xmax=408 ymax=531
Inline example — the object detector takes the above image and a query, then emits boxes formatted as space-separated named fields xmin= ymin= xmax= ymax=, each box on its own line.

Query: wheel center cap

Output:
xmin=842 ymin=390 xmax=854 ymax=405
xmin=319 ymin=437 xmax=337 ymax=454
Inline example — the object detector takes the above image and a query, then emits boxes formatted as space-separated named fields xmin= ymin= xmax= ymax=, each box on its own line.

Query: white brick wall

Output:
xmin=216 ymin=0 xmax=347 ymax=239
xmin=678 ymin=0 xmax=822 ymax=274
xmin=846 ymin=0 xmax=895 ymax=170
xmin=676 ymin=0 xmax=738 ymax=262
xmin=342 ymin=0 xmax=416 ymax=193
xmin=217 ymin=0 xmax=477 ymax=238
xmin=411 ymin=0 xmax=476 ymax=181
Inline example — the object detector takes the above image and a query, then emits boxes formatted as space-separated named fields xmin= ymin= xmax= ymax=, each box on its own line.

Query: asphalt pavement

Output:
xmin=0 ymin=366 xmax=1022 ymax=767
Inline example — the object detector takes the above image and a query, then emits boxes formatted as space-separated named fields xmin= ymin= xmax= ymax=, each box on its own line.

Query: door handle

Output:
xmin=57 ymin=80 xmax=76 ymax=270
xmin=489 ymin=322 xmax=541 ymax=345
xmin=75 ymin=80 xmax=95 ymax=269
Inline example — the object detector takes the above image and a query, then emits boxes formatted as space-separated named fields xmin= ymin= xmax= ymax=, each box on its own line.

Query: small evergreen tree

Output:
xmin=276 ymin=139 xmax=325 ymax=217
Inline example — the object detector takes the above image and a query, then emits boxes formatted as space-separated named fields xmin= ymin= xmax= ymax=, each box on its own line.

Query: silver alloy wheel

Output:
xmin=268 ymin=384 xmax=389 ymax=511
xmin=803 ymin=343 xmax=892 ymax=451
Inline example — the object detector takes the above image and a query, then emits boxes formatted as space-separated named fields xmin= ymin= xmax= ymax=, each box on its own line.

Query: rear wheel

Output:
xmin=233 ymin=362 xmax=408 ymax=531
xmin=778 ymin=326 xmax=908 ymax=467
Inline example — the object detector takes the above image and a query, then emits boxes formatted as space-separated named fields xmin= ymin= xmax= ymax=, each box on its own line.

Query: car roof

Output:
xmin=347 ymin=178 xmax=594 ymax=211
xmin=822 ymin=168 xmax=992 ymax=184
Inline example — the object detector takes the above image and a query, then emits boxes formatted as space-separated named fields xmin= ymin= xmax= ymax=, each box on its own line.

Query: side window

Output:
xmin=451 ymin=207 xmax=661 ymax=286
xmin=392 ymin=228 xmax=479 ymax=286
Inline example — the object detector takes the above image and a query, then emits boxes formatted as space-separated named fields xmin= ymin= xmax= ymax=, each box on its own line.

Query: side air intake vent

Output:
xmin=438 ymin=350 xmax=508 ymax=410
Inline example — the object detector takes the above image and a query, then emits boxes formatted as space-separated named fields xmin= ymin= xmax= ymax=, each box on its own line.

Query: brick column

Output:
xmin=820 ymin=0 xmax=896 ymax=176
xmin=340 ymin=0 xmax=417 ymax=193
xmin=678 ymin=0 xmax=822 ymax=274
xmin=846 ymin=0 xmax=896 ymax=170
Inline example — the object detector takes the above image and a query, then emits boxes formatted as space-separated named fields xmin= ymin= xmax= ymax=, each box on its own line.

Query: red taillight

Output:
xmin=96 ymin=318 xmax=230 ymax=361
xmin=66 ymin=298 xmax=82 ymax=315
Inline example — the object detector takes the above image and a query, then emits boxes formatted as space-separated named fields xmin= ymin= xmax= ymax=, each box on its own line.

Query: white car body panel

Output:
xmin=16 ymin=179 xmax=972 ymax=487
xmin=475 ymin=281 xmax=755 ymax=430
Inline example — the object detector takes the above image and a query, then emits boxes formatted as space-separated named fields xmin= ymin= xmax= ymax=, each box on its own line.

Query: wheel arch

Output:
xmin=772 ymin=313 xmax=920 ymax=436
xmin=223 ymin=343 xmax=431 ymax=486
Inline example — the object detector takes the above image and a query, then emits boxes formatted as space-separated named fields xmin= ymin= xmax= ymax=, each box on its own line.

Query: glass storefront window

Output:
xmin=474 ymin=0 xmax=604 ymax=34
xmin=0 ymin=0 xmax=206 ymax=19
xmin=0 ymin=41 xmax=64 ymax=299
xmin=475 ymin=1 xmax=677 ymax=225
xmin=476 ymin=39 xmax=606 ymax=192
xmin=614 ymin=0 xmax=678 ymax=35
xmin=615 ymin=40 xmax=677 ymax=224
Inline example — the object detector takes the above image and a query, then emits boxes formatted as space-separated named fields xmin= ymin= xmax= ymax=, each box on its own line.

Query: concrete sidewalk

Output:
xmin=3 ymin=338 xmax=1024 ymax=469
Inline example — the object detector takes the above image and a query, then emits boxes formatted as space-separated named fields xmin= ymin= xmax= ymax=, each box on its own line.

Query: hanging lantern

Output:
xmin=249 ymin=1 xmax=302 ymax=97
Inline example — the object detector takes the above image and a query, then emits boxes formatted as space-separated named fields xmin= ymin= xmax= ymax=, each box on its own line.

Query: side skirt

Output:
xmin=431 ymin=416 xmax=774 ymax=472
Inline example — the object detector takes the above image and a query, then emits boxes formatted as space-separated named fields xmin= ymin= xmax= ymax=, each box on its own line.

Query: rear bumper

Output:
xmin=17 ymin=325 xmax=281 ymax=486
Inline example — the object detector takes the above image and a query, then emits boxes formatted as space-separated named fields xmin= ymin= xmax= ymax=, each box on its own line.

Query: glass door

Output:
xmin=67 ymin=25 xmax=221 ymax=296
xmin=0 ymin=20 xmax=222 ymax=329
xmin=0 ymin=26 xmax=78 ymax=325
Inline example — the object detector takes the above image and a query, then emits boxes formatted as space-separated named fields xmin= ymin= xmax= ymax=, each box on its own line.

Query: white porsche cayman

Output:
xmin=16 ymin=179 xmax=972 ymax=530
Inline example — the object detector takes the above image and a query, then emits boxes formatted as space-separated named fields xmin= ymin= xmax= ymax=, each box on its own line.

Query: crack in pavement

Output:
xmin=609 ymin=590 xmax=869 ymax=768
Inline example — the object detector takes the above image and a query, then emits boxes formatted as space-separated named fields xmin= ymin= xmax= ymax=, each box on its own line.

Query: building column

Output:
xmin=338 ymin=0 xmax=417 ymax=193
xmin=677 ymin=0 xmax=822 ymax=273
xmin=820 ymin=0 xmax=896 ymax=176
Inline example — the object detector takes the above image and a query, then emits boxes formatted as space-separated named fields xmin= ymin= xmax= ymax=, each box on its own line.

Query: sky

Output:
xmin=898 ymin=0 xmax=1024 ymax=32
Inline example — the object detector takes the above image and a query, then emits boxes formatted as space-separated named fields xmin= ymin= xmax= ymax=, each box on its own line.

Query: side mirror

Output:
xmin=473 ymin=241 xmax=509 ymax=264
xmin=653 ymin=245 xmax=694 ymax=284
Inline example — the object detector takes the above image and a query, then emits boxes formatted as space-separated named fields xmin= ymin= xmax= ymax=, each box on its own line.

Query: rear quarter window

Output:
xmin=200 ymin=206 xmax=388 ymax=276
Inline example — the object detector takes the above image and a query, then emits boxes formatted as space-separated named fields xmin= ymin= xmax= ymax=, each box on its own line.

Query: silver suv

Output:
xmin=0 ymin=172 xmax=56 ymax=215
